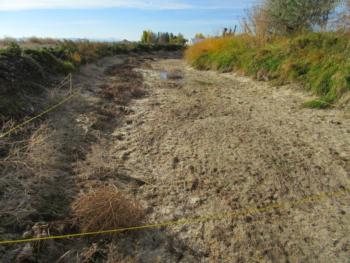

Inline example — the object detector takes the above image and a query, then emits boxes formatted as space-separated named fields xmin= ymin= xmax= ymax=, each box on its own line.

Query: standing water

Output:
xmin=160 ymin=71 xmax=168 ymax=80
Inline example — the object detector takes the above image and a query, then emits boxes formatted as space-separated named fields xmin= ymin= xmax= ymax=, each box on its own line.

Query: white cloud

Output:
xmin=0 ymin=0 xmax=193 ymax=11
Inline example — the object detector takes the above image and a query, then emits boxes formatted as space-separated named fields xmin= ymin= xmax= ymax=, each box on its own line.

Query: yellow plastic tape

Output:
xmin=0 ymin=188 xmax=348 ymax=245
xmin=0 ymin=92 xmax=76 ymax=139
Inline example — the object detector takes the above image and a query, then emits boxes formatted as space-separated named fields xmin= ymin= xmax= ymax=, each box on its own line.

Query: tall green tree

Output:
xmin=169 ymin=33 xmax=187 ymax=45
xmin=266 ymin=0 xmax=339 ymax=34
xmin=195 ymin=33 xmax=205 ymax=39
xmin=141 ymin=31 xmax=148 ymax=43
xmin=158 ymin=32 xmax=170 ymax=44
xmin=176 ymin=33 xmax=187 ymax=45
xmin=141 ymin=30 xmax=157 ymax=44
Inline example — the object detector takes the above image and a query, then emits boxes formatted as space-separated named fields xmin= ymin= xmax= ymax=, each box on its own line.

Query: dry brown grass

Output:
xmin=106 ymin=244 xmax=137 ymax=263
xmin=241 ymin=3 xmax=272 ymax=41
xmin=0 ymin=123 xmax=52 ymax=173
xmin=99 ymin=83 xmax=145 ymax=105
xmin=71 ymin=186 xmax=145 ymax=232
xmin=99 ymin=64 xmax=146 ymax=105
xmin=75 ymin=143 xmax=118 ymax=184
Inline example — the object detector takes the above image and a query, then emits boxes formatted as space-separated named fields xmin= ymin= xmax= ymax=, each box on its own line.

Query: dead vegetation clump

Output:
xmin=99 ymin=64 xmax=146 ymax=105
xmin=71 ymin=186 xmax=145 ymax=232
xmin=99 ymin=83 xmax=145 ymax=105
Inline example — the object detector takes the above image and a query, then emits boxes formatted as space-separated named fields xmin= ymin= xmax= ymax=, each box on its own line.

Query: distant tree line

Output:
xmin=141 ymin=30 xmax=187 ymax=45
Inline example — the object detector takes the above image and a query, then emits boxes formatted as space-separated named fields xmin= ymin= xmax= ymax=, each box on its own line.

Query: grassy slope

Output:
xmin=0 ymin=42 xmax=183 ymax=121
xmin=185 ymin=33 xmax=350 ymax=108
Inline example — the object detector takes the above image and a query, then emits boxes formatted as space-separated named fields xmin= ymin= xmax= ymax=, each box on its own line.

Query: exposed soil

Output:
xmin=1 ymin=52 xmax=349 ymax=262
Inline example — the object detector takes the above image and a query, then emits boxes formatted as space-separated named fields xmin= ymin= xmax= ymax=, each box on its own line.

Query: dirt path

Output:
xmin=1 ymin=53 xmax=349 ymax=262
xmin=111 ymin=58 xmax=350 ymax=262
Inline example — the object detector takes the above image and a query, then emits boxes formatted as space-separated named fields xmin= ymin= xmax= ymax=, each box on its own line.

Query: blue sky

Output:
xmin=0 ymin=0 xmax=256 ymax=41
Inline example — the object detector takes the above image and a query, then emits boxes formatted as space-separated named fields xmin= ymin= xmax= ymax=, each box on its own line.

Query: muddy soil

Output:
xmin=1 ymin=52 xmax=349 ymax=262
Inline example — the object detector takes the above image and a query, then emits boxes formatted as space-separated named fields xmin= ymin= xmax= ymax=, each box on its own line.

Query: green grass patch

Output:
xmin=185 ymin=32 xmax=350 ymax=108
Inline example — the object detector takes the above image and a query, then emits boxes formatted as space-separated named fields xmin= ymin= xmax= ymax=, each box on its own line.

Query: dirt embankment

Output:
xmin=1 ymin=52 xmax=350 ymax=262
xmin=0 ymin=52 xmax=167 ymax=262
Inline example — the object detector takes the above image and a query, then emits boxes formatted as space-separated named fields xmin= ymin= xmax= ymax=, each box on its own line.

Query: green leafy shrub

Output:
xmin=24 ymin=49 xmax=71 ymax=74
xmin=62 ymin=61 xmax=76 ymax=73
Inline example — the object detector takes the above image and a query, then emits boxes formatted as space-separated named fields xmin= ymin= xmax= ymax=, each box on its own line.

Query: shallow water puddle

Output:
xmin=160 ymin=71 xmax=168 ymax=80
